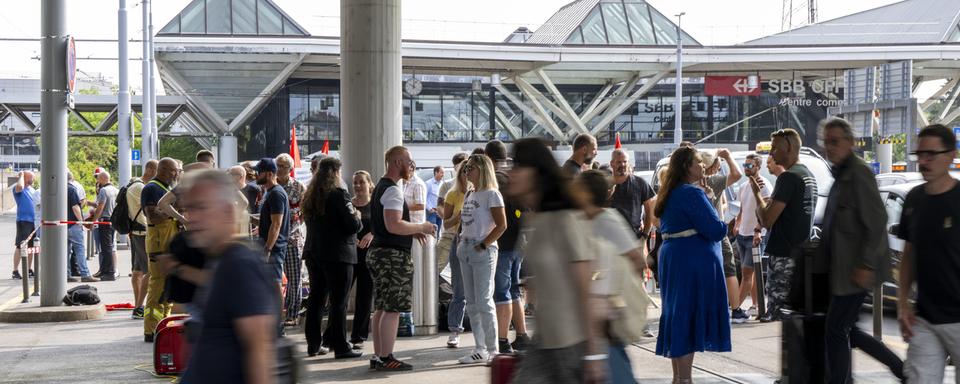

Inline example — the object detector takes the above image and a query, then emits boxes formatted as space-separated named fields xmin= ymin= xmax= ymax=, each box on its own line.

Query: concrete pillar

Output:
xmin=877 ymin=142 xmax=893 ymax=174
xmin=219 ymin=135 xmax=238 ymax=167
xmin=40 ymin=0 xmax=69 ymax=306
xmin=117 ymin=0 xmax=131 ymax=184
xmin=340 ymin=0 xmax=402 ymax=179
xmin=140 ymin=0 xmax=153 ymax=161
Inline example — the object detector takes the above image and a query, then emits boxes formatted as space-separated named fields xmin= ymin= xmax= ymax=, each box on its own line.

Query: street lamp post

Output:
xmin=674 ymin=12 xmax=685 ymax=148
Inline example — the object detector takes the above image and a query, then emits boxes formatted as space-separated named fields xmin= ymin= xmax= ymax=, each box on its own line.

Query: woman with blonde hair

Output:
xmin=349 ymin=170 xmax=376 ymax=348
xmin=456 ymin=154 xmax=507 ymax=364
xmin=442 ymin=161 xmax=472 ymax=348
xmin=654 ymin=146 xmax=730 ymax=383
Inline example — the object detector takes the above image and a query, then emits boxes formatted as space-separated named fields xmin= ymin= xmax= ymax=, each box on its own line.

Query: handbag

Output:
xmin=608 ymin=253 xmax=650 ymax=344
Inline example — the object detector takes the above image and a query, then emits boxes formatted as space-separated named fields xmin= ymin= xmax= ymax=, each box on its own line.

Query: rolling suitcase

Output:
xmin=154 ymin=317 xmax=191 ymax=375
xmin=778 ymin=235 xmax=829 ymax=384
xmin=490 ymin=353 xmax=520 ymax=384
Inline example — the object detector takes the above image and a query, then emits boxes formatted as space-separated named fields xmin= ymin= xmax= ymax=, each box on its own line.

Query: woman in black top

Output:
xmin=301 ymin=157 xmax=363 ymax=359
xmin=349 ymin=170 xmax=376 ymax=348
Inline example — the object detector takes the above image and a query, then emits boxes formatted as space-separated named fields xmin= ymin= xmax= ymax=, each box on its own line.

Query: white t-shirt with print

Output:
xmin=460 ymin=189 xmax=504 ymax=245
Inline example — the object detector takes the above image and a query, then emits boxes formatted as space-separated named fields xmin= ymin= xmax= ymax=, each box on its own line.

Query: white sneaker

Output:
xmin=748 ymin=306 xmax=758 ymax=317
xmin=458 ymin=350 xmax=489 ymax=365
xmin=446 ymin=332 xmax=460 ymax=348
xmin=485 ymin=351 xmax=499 ymax=366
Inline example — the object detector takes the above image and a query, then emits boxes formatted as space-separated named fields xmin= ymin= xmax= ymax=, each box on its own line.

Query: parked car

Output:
xmin=872 ymin=181 xmax=925 ymax=308
xmin=876 ymin=172 xmax=923 ymax=187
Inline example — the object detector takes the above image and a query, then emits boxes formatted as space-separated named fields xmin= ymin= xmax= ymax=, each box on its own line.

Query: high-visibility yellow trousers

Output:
xmin=143 ymin=257 xmax=172 ymax=336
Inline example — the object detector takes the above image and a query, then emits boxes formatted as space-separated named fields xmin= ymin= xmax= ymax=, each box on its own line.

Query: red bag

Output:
xmin=154 ymin=315 xmax=192 ymax=375
xmin=155 ymin=314 xmax=190 ymax=334
xmin=490 ymin=353 xmax=520 ymax=384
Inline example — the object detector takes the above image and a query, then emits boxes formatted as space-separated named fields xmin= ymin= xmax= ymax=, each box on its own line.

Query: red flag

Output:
xmin=321 ymin=139 xmax=329 ymax=155
xmin=290 ymin=124 xmax=302 ymax=176
xmin=614 ymin=132 xmax=622 ymax=149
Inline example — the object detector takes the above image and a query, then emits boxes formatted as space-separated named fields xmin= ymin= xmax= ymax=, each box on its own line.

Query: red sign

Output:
xmin=705 ymin=76 xmax=761 ymax=96
xmin=66 ymin=36 xmax=76 ymax=93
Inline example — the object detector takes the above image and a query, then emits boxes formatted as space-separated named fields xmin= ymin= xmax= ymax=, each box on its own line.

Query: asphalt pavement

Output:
xmin=0 ymin=214 xmax=947 ymax=383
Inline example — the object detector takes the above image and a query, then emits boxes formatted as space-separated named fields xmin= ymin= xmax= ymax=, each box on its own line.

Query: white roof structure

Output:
xmin=744 ymin=0 xmax=960 ymax=46
xmin=524 ymin=0 xmax=699 ymax=46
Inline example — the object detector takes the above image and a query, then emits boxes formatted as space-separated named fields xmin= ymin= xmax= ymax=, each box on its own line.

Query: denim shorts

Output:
xmin=268 ymin=247 xmax=286 ymax=283
xmin=735 ymin=235 xmax=756 ymax=269
xmin=494 ymin=249 xmax=522 ymax=304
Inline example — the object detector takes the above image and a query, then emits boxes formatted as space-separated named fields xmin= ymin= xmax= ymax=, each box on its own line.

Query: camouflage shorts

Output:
xmin=367 ymin=247 xmax=414 ymax=313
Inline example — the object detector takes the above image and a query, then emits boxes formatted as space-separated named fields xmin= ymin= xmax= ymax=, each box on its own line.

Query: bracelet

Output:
xmin=582 ymin=354 xmax=608 ymax=361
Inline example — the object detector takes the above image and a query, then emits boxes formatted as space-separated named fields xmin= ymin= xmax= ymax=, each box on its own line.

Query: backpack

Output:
xmin=111 ymin=179 xmax=145 ymax=235
xmin=63 ymin=285 xmax=100 ymax=306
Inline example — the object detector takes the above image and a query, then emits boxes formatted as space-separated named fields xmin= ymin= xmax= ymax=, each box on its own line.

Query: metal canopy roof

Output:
xmin=743 ymin=0 xmax=960 ymax=46
xmin=524 ymin=0 xmax=699 ymax=46
xmin=158 ymin=0 xmax=309 ymax=37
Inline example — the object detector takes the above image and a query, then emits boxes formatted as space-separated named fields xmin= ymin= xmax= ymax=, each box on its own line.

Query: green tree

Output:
xmin=159 ymin=137 xmax=204 ymax=165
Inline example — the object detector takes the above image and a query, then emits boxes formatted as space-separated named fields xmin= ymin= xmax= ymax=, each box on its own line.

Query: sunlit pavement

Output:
xmin=0 ymin=215 xmax=949 ymax=383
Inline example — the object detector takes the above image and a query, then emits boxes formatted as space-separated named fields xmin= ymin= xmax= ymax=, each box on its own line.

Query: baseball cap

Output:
xmin=255 ymin=157 xmax=278 ymax=173
xmin=699 ymin=150 xmax=717 ymax=167
xmin=94 ymin=167 xmax=103 ymax=175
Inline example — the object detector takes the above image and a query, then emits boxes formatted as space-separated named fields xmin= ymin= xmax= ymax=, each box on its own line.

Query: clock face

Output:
xmin=405 ymin=79 xmax=423 ymax=96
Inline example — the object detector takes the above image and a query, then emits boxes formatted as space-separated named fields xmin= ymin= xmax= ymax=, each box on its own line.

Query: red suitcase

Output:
xmin=490 ymin=353 xmax=520 ymax=384
xmin=155 ymin=314 xmax=190 ymax=335
xmin=154 ymin=316 xmax=192 ymax=375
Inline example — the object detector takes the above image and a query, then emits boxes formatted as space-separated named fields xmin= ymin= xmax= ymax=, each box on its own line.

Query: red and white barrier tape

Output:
xmin=41 ymin=220 xmax=111 ymax=226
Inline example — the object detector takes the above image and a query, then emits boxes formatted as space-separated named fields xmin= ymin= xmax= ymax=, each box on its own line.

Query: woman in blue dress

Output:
xmin=654 ymin=146 xmax=731 ymax=383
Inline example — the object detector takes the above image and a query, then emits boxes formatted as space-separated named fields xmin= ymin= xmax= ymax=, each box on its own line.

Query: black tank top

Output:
xmin=370 ymin=178 xmax=412 ymax=251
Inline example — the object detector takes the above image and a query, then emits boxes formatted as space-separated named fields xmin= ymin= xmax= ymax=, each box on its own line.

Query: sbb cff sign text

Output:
xmin=767 ymin=79 xmax=839 ymax=95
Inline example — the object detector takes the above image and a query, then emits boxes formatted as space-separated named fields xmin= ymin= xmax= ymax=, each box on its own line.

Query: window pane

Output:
xmin=601 ymin=3 xmax=631 ymax=44
xmin=949 ymin=25 xmax=960 ymax=42
xmin=649 ymin=8 xmax=678 ymax=45
xmin=206 ymin=0 xmax=231 ymax=34
xmin=284 ymin=19 xmax=302 ymax=35
xmin=565 ymin=28 xmax=583 ymax=44
xmin=307 ymin=87 xmax=341 ymax=142
xmin=625 ymin=3 xmax=656 ymax=44
xmin=232 ymin=0 xmax=257 ymax=34
xmin=409 ymin=94 xmax=442 ymax=142
xmin=581 ymin=7 xmax=607 ymax=44
xmin=180 ymin=0 xmax=206 ymax=34
xmin=159 ymin=17 xmax=180 ymax=34
xmin=443 ymin=91 xmax=473 ymax=141
xmin=258 ymin=0 xmax=282 ymax=35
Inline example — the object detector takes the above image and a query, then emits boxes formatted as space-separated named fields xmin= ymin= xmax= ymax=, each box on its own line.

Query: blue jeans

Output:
xmin=609 ymin=342 xmax=637 ymax=384
xmin=494 ymin=249 xmax=522 ymax=304
xmin=67 ymin=225 xmax=91 ymax=277
xmin=458 ymin=238 xmax=498 ymax=354
xmin=447 ymin=236 xmax=466 ymax=332
xmin=426 ymin=212 xmax=442 ymax=237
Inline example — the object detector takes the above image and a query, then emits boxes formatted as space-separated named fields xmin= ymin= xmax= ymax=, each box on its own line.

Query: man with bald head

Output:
xmin=142 ymin=157 xmax=182 ymax=341
xmin=127 ymin=159 xmax=158 ymax=319
xmin=12 ymin=171 xmax=38 ymax=280
xmin=608 ymin=149 xmax=656 ymax=240
xmin=91 ymin=171 xmax=120 ymax=281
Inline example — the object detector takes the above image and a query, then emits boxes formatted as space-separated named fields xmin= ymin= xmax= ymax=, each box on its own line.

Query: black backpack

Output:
xmin=111 ymin=179 xmax=145 ymax=235
xmin=63 ymin=285 xmax=100 ymax=306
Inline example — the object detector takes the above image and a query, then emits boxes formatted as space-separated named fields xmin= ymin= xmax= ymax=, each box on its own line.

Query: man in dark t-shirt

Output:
xmin=609 ymin=150 xmax=656 ymax=238
xmin=895 ymin=124 xmax=960 ymax=382
xmin=750 ymin=128 xmax=816 ymax=322
xmin=562 ymin=133 xmax=597 ymax=176
xmin=178 ymin=170 xmax=276 ymax=384
xmin=255 ymin=158 xmax=290 ymax=286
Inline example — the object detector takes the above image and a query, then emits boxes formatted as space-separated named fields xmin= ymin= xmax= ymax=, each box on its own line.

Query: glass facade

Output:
xmin=560 ymin=0 xmax=701 ymax=46
xmin=158 ymin=0 xmax=309 ymax=36
xmin=240 ymin=77 xmax=832 ymax=160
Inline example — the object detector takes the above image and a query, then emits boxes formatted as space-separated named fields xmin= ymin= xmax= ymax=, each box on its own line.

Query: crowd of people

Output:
xmin=10 ymin=120 xmax=960 ymax=383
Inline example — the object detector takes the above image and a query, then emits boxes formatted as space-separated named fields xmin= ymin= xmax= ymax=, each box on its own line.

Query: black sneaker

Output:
xmin=511 ymin=333 xmax=531 ymax=352
xmin=377 ymin=355 xmax=412 ymax=371
xmin=731 ymin=308 xmax=750 ymax=324
xmin=498 ymin=339 xmax=514 ymax=354
xmin=131 ymin=307 xmax=144 ymax=320
xmin=759 ymin=313 xmax=779 ymax=323
xmin=144 ymin=334 xmax=154 ymax=343
xmin=369 ymin=356 xmax=382 ymax=370
xmin=11 ymin=270 xmax=21 ymax=280
xmin=28 ymin=270 xmax=34 ymax=278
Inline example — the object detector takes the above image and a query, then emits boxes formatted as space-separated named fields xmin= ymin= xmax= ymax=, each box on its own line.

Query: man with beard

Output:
xmin=563 ymin=133 xmax=598 ymax=176
xmin=142 ymin=158 xmax=181 ymax=342
xmin=256 ymin=157 xmax=291 ymax=333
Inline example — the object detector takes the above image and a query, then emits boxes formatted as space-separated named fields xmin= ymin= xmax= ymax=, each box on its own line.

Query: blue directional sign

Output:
xmin=132 ymin=149 xmax=141 ymax=161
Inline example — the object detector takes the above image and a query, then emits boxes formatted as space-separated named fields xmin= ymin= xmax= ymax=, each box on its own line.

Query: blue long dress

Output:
xmin=655 ymin=183 xmax=731 ymax=358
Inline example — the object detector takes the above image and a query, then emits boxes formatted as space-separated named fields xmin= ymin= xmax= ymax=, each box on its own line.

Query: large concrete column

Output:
xmin=340 ymin=0 xmax=402 ymax=180
xmin=40 ymin=0 xmax=69 ymax=306
xmin=140 ymin=0 xmax=153 ymax=161
xmin=219 ymin=135 xmax=238 ymax=167
xmin=117 ymin=0 xmax=131 ymax=184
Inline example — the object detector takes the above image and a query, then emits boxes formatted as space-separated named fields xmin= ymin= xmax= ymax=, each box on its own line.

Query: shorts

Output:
xmin=721 ymin=237 xmax=736 ymax=278
xmin=735 ymin=235 xmax=756 ymax=269
xmin=366 ymin=246 xmax=414 ymax=313
xmin=15 ymin=221 xmax=35 ymax=249
xmin=267 ymin=247 xmax=286 ymax=283
xmin=494 ymin=249 xmax=523 ymax=304
xmin=130 ymin=235 xmax=148 ymax=272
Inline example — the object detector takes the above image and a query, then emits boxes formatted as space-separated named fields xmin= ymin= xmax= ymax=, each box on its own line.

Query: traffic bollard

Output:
xmin=752 ymin=246 xmax=766 ymax=317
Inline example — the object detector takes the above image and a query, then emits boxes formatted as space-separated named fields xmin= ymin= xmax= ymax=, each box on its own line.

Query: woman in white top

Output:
xmin=456 ymin=154 xmax=507 ymax=364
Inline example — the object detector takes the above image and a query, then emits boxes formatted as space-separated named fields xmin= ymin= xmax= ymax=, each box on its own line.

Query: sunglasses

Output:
xmin=743 ymin=163 xmax=755 ymax=169
xmin=909 ymin=149 xmax=953 ymax=161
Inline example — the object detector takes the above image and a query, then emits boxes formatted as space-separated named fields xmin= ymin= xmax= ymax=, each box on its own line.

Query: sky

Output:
xmin=0 ymin=0 xmax=901 ymax=89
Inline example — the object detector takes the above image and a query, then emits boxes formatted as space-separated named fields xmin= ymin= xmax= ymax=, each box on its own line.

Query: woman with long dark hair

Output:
xmin=349 ymin=170 xmax=376 ymax=349
xmin=654 ymin=146 xmax=730 ymax=383
xmin=507 ymin=138 xmax=606 ymax=384
xmin=302 ymin=157 xmax=363 ymax=359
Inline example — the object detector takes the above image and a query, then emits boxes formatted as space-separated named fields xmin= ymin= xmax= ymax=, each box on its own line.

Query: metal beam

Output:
xmin=591 ymin=70 xmax=671 ymax=135
xmin=2 ymin=104 xmax=37 ymax=131
xmin=493 ymin=106 xmax=522 ymax=139
xmin=0 ymin=110 xmax=9 ymax=125
xmin=937 ymin=81 xmax=960 ymax=122
xmin=579 ymin=81 xmax=613 ymax=121
xmin=227 ymin=53 xmax=307 ymax=133
xmin=493 ymin=83 xmax=566 ymax=140
xmin=938 ymin=104 xmax=960 ymax=126
xmin=583 ymin=74 xmax=639 ymax=126
xmin=917 ymin=101 xmax=930 ymax=127
xmin=94 ymin=106 xmax=118 ymax=131
xmin=68 ymin=108 xmax=97 ymax=132
xmin=157 ymin=104 xmax=186 ymax=132
xmin=156 ymin=58 xmax=228 ymax=132
xmin=534 ymin=69 xmax=589 ymax=135
xmin=513 ymin=76 xmax=580 ymax=136
xmin=920 ymin=77 xmax=959 ymax=110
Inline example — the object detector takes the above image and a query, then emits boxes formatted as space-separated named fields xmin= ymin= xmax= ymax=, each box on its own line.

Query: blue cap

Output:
xmin=255 ymin=157 xmax=278 ymax=173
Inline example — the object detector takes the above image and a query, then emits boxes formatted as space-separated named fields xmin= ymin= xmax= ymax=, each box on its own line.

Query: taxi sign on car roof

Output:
xmin=755 ymin=141 xmax=772 ymax=154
